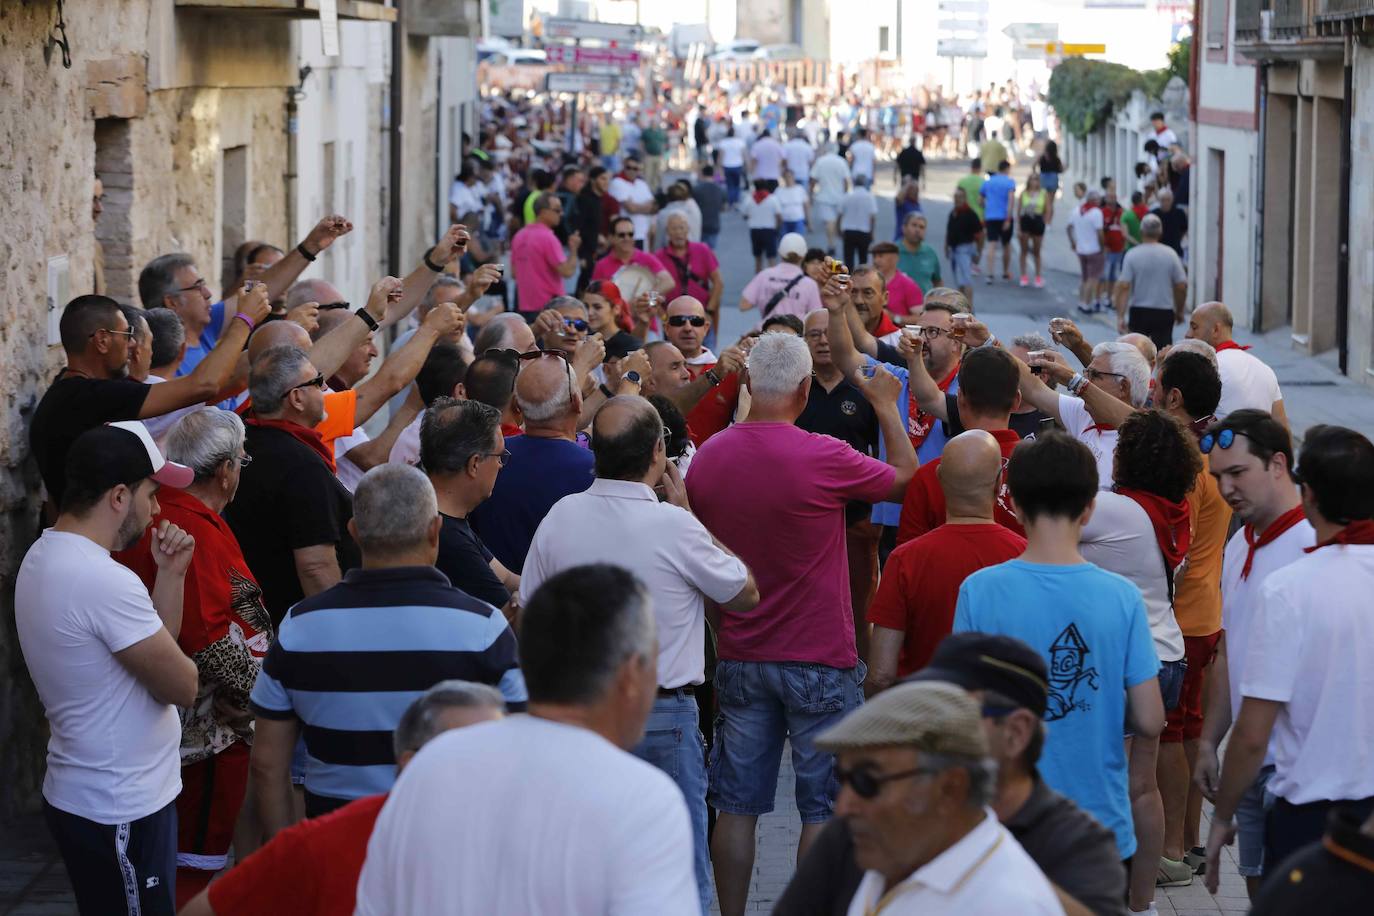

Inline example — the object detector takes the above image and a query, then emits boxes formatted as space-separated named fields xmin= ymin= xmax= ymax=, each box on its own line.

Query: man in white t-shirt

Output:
xmin=521 ymin=398 xmax=759 ymax=912
xmin=1193 ymin=410 xmax=1314 ymax=897
xmin=1203 ymin=424 xmax=1374 ymax=894
xmin=16 ymin=420 xmax=199 ymax=914
xmin=839 ymin=175 xmax=879 ymax=268
xmin=1151 ymin=112 xmax=1179 ymax=162
xmin=609 ymin=156 xmax=658 ymax=247
xmin=811 ymin=146 xmax=852 ymax=256
xmin=783 ymin=131 xmax=815 ymax=185
xmin=1068 ymin=190 xmax=1106 ymax=314
xmin=749 ymin=129 xmax=785 ymax=190
xmin=1186 ymin=301 xmax=1287 ymax=426
xmin=354 ymin=564 xmax=698 ymax=916
xmin=716 ymin=127 xmax=749 ymax=210
xmin=846 ymin=127 xmax=877 ymax=183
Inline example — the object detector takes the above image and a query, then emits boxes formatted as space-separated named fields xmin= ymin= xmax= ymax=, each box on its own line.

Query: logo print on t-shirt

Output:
xmin=1046 ymin=623 xmax=1099 ymax=721
xmin=841 ymin=400 xmax=857 ymax=416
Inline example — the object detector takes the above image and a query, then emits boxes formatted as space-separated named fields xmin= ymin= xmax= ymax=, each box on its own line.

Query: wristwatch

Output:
xmin=704 ymin=369 xmax=722 ymax=386
xmin=354 ymin=307 xmax=380 ymax=332
xmin=625 ymin=371 xmax=642 ymax=388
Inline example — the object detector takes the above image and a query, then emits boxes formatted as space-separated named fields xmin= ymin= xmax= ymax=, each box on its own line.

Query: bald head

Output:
xmin=285 ymin=278 xmax=344 ymax=312
xmin=473 ymin=312 xmax=537 ymax=354
xmin=591 ymin=396 xmax=662 ymax=483
xmin=248 ymin=319 xmax=312 ymax=364
xmin=936 ymin=430 xmax=1004 ymax=519
xmin=312 ymin=308 xmax=355 ymax=341
xmin=1188 ymin=301 xmax=1234 ymax=348
xmin=1117 ymin=332 xmax=1157 ymax=367
xmin=515 ymin=354 xmax=578 ymax=425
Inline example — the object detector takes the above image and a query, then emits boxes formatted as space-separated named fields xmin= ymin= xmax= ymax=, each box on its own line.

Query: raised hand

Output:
xmin=853 ymin=363 xmax=903 ymax=407
xmin=150 ymin=520 xmax=195 ymax=576
xmin=306 ymin=215 xmax=353 ymax=254
xmin=366 ymin=276 xmax=404 ymax=322
xmin=238 ymin=280 xmax=272 ymax=325
xmin=422 ymin=301 xmax=464 ymax=338
xmin=286 ymin=301 xmax=320 ymax=335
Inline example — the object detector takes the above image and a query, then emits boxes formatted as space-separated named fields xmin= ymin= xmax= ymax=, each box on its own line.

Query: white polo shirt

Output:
xmin=1058 ymin=394 xmax=1117 ymax=490
xmin=1215 ymin=348 xmax=1283 ymax=420
xmin=844 ymin=810 xmax=1063 ymax=915
xmin=1241 ymin=544 xmax=1374 ymax=804
xmin=609 ymin=175 xmax=656 ymax=242
xmin=520 ymin=477 xmax=748 ymax=687
xmin=15 ymin=530 xmax=182 ymax=823
xmin=1220 ymin=516 xmax=1315 ymax=762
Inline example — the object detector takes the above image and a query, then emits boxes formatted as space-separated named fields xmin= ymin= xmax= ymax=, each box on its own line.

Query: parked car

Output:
xmin=708 ymin=39 xmax=761 ymax=61
xmin=754 ymin=43 xmax=805 ymax=61
xmin=487 ymin=48 xmax=548 ymax=67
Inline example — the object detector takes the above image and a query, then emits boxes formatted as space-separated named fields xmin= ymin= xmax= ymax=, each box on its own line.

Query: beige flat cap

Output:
xmin=815 ymin=680 xmax=989 ymax=758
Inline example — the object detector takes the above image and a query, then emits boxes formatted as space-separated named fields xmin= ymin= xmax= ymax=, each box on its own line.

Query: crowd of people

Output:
xmin=14 ymin=82 xmax=1374 ymax=916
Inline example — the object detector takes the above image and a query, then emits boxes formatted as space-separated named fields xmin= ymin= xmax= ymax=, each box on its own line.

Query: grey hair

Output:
xmin=1118 ymin=332 xmax=1158 ymax=367
xmin=1169 ymin=337 xmax=1219 ymax=368
xmin=473 ymin=313 xmax=527 ymax=353
xmin=249 ymin=345 xmax=315 ymax=415
xmin=1011 ymin=332 xmax=1053 ymax=352
xmin=665 ymin=211 xmax=690 ymax=229
xmin=546 ymin=295 xmax=586 ymax=314
xmin=285 ymin=278 xmax=335 ymax=312
xmin=1140 ymin=214 xmax=1164 ymax=239
xmin=516 ymin=359 xmax=575 ymax=423
xmin=1093 ymin=341 xmax=1152 ymax=408
xmin=352 ymin=464 xmax=439 ymax=556
xmin=533 ymin=191 xmax=560 ymax=215
xmin=120 ymin=305 xmax=150 ymax=340
xmin=747 ymin=332 xmax=813 ymax=400
xmin=921 ymin=751 xmax=999 ymax=809
xmin=143 ymin=307 xmax=186 ymax=368
xmin=165 ymin=409 xmax=245 ymax=481
xmin=421 ymin=274 xmax=465 ymax=312
xmin=392 ymin=680 xmax=505 ymax=758
xmin=138 ymin=253 xmax=196 ymax=308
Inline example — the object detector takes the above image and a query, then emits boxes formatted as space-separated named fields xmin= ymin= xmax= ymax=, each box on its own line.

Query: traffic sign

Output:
xmin=544 ymin=45 xmax=640 ymax=67
xmin=937 ymin=38 xmax=988 ymax=58
xmin=545 ymin=71 xmax=637 ymax=95
xmin=544 ymin=17 xmax=645 ymax=43
xmin=936 ymin=0 xmax=989 ymax=12
xmin=1003 ymin=22 xmax=1059 ymax=43
xmin=938 ymin=18 xmax=988 ymax=32
xmin=1040 ymin=41 xmax=1107 ymax=55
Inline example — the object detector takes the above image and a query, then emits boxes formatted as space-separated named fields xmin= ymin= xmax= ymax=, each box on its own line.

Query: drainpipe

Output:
xmin=285 ymin=66 xmax=312 ymax=252
xmin=388 ymin=2 xmax=405 ymax=277
xmin=1253 ymin=63 xmax=1267 ymax=334
xmin=1337 ymin=34 xmax=1353 ymax=375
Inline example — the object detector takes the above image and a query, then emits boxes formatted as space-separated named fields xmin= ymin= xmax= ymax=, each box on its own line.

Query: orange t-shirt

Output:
xmin=317 ymin=389 xmax=358 ymax=449
xmin=1173 ymin=459 xmax=1231 ymax=636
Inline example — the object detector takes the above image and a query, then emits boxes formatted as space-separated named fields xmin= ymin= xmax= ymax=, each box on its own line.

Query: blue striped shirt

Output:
xmin=249 ymin=566 xmax=527 ymax=806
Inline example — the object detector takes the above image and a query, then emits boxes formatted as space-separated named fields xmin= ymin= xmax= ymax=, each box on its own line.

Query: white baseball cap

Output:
xmin=778 ymin=233 xmax=808 ymax=260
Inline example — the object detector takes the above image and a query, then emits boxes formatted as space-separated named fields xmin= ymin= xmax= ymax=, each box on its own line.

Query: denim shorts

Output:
xmin=708 ymin=659 xmax=865 ymax=823
xmin=1237 ymin=764 xmax=1276 ymax=877
xmin=1105 ymin=249 xmax=1126 ymax=283
xmin=1159 ymin=657 xmax=1187 ymax=712
xmin=950 ymin=242 xmax=978 ymax=288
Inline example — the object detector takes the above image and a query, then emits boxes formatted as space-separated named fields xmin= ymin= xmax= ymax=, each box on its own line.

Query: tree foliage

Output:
xmin=1048 ymin=39 xmax=1191 ymax=140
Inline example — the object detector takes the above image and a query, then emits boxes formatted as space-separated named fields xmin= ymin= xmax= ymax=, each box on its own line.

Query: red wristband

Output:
xmin=233 ymin=311 xmax=256 ymax=331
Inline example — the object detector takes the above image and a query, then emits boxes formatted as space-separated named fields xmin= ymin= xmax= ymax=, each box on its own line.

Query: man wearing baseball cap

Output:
xmin=800 ymin=679 xmax=1063 ymax=914
xmin=738 ymin=231 xmax=822 ymax=326
xmin=16 ymin=420 xmax=200 ymax=914
xmin=778 ymin=633 xmax=1127 ymax=916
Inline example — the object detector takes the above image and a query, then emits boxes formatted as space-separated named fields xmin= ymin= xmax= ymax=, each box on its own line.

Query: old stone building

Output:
xmin=0 ymin=0 xmax=480 ymax=821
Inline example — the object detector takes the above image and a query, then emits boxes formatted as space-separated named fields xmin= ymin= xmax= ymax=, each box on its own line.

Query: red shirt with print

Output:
xmin=896 ymin=427 xmax=1023 ymax=546
xmin=1101 ymin=202 xmax=1126 ymax=253
xmin=685 ymin=361 xmax=741 ymax=447
xmin=868 ymin=523 xmax=1027 ymax=676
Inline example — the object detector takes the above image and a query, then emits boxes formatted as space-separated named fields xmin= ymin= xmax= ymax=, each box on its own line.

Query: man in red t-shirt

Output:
xmin=868 ymin=430 xmax=1027 ymax=691
xmin=896 ymin=346 xmax=1025 ymax=546
xmin=1099 ymin=190 xmax=1127 ymax=311
xmin=179 ymin=682 xmax=505 ymax=916
xmin=652 ymin=296 xmax=748 ymax=446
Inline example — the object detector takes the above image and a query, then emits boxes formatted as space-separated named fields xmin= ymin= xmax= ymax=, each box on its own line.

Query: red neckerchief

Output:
xmin=873 ymin=312 xmax=901 ymax=337
xmin=1214 ymin=340 xmax=1252 ymax=352
xmin=500 ymin=423 xmax=524 ymax=439
xmin=752 ymin=188 xmax=769 ymax=203
xmin=1117 ymin=487 xmax=1192 ymax=570
xmin=246 ymin=416 xmax=336 ymax=472
xmin=1304 ymin=519 xmax=1374 ymax=553
xmin=1242 ymin=505 xmax=1308 ymax=578
xmin=907 ymin=364 xmax=958 ymax=449
xmin=1083 ymin=422 xmax=1116 ymax=434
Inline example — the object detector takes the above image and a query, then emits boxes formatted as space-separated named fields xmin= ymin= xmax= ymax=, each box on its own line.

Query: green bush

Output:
xmin=1049 ymin=39 xmax=1190 ymax=139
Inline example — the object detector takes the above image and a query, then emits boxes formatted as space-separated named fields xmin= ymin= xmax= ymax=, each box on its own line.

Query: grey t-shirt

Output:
xmin=1120 ymin=242 xmax=1186 ymax=311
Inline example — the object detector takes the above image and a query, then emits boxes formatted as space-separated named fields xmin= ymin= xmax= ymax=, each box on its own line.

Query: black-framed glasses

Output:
xmin=667 ymin=315 xmax=707 ymax=328
xmin=614 ymin=231 xmax=636 ymax=239
xmin=1199 ymin=428 xmax=1236 ymax=455
xmin=291 ymin=372 xmax=326 ymax=392
xmin=177 ymin=278 xmax=210 ymax=293
xmin=1085 ymin=368 xmax=1127 ymax=383
xmin=483 ymin=347 xmax=571 ymax=365
xmin=318 ymin=301 xmax=351 ymax=311
xmin=835 ymin=764 xmax=936 ymax=800
xmin=480 ymin=449 xmax=511 ymax=468
xmin=89 ymin=327 xmax=136 ymax=341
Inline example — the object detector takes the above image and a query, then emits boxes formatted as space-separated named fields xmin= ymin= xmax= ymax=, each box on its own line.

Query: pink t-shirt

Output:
xmin=685 ymin=422 xmax=896 ymax=668
xmin=885 ymin=270 xmax=925 ymax=317
xmin=591 ymin=249 xmax=669 ymax=284
xmin=656 ymin=242 xmax=719 ymax=303
xmin=510 ymin=222 xmax=567 ymax=313
xmin=740 ymin=263 xmax=822 ymax=324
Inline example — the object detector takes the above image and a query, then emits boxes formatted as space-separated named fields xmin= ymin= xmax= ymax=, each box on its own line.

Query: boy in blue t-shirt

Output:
xmin=979 ymin=159 xmax=1018 ymax=283
xmin=954 ymin=431 xmax=1163 ymax=861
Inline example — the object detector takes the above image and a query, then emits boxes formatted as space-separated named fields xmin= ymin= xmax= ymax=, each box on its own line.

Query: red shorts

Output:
xmin=176 ymin=740 xmax=251 ymax=872
xmin=1162 ymin=631 xmax=1221 ymax=743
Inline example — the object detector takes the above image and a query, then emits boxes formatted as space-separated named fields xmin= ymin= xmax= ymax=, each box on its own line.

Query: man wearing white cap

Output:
xmin=739 ymin=232 xmax=823 ymax=327
xmin=816 ymin=680 xmax=1064 ymax=914
xmin=16 ymin=420 xmax=200 ymax=914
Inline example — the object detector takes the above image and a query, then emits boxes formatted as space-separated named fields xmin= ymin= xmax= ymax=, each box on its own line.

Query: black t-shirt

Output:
xmin=435 ymin=513 xmax=510 ymax=609
xmin=947 ymin=206 xmax=984 ymax=247
xmin=224 ymin=424 xmax=359 ymax=626
xmin=797 ymin=377 xmax=879 ymax=526
xmin=896 ymin=146 xmax=926 ymax=180
xmin=1251 ymin=809 xmax=1374 ymax=915
xmin=1152 ymin=206 xmax=1188 ymax=256
xmin=29 ymin=372 xmax=151 ymax=508
xmin=774 ymin=778 xmax=1128 ymax=916
xmin=944 ymin=393 xmax=1055 ymax=442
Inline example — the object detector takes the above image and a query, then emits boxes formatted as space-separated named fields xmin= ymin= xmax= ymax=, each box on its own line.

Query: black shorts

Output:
xmin=1019 ymin=213 xmax=1046 ymax=237
xmin=984 ymin=218 xmax=1013 ymax=244
xmin=1128 ymin=306 xmax=1176 ymax=351
xmin=750 ymin=228 xmax=779 ymax=258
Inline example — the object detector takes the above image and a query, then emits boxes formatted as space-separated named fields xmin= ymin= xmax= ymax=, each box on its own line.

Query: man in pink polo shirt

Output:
xmin=685 ymin=333 xmax=917 ymax=916
xmin=510 ymin=193 xmax=581 ymax=317
xmin=870 ymin=240 xmax=923 ymax=322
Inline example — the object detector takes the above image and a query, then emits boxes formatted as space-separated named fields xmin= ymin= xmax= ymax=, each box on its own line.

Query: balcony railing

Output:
xmin=1319 ymin=0 xmax=1374 ymax=15
xmin=174 ymin=0 xmax=396 ymax=22
xmin=1236 ymin=0 xmax=1345 ymax=54
xmin=1314 ymin=0 xmax=1374 ymax=35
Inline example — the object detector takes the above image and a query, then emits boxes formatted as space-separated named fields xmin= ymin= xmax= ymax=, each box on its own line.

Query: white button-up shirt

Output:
xmin=520 ymin=477 xmax=748 ymax=687
xmin=845 ymin=810 xmax=1064 ymax=915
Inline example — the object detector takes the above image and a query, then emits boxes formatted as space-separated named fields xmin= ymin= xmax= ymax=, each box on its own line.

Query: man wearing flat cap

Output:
xmin=811 ymin=678 xmax=1063 ymax=914
xmin=778 ymin=633 xmax=1126 ymax=916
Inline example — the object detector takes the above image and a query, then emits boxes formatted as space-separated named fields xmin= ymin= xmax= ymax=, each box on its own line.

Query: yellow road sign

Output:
xmin=1041 ymin=41 xmax=1107 ymax=55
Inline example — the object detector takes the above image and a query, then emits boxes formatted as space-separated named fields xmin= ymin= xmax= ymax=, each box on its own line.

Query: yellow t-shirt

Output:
xmin=1174 ymin=459 xmax=1231 ymax=636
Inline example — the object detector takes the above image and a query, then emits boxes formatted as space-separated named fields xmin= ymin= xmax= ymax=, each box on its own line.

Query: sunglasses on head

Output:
xmin=484 ymin=348 xmax=572 ymax=364
xmin=835 ymin=763 xmax=936 ymax=800
xmin=318 ymin=301 xmax=351 ymax=311
xmin=1199 ymin=428 xmax=1236 ymax=454
xmin=667 ymin=315 xmax=707 ymax=328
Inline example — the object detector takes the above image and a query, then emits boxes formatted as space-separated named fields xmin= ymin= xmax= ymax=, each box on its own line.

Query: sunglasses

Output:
xmin=318 ymin=301 xmax=351 ymax=311
xmin=1199 ymin=428 xmax=1236 ymax=455
xmin=291 ymin=372 xmax=326 ymax=392
xmin=562 ymin=318 xmax=589 ymax=333
xmin=614 ymin=232 xmax=636 ymax=239
xmin=484 ymin=348 xmax=574 ymax=401
xmin=835 ymin=764 xmax=936 ymax=800
xmin=667 ymin=315 xmax=707 ymax=328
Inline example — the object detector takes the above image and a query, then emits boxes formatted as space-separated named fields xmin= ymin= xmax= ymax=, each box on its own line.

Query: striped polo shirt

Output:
xmin=250 ymin=566 xmax=527 ymax=809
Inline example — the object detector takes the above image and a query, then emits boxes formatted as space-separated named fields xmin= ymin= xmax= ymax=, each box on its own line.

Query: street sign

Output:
xmin=544 ymin=45 xmax=641 ymax=67
xmin=544 ymin=17 xmax=645 ymax=43
xmin=545 ymin=71 xmax=636 ymax=95
xmin=1003 ymin=22 xmax=1059 ymax=43
xmin=938 ymin=18 xmax=988 ymax=32
xmin=937 ymin=38 xmax=988 ymax=58
xmin=1040 ymin=41 xmax=1108 ymax=55
xmin=936 ymin=0 xmax=989 ymax=11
